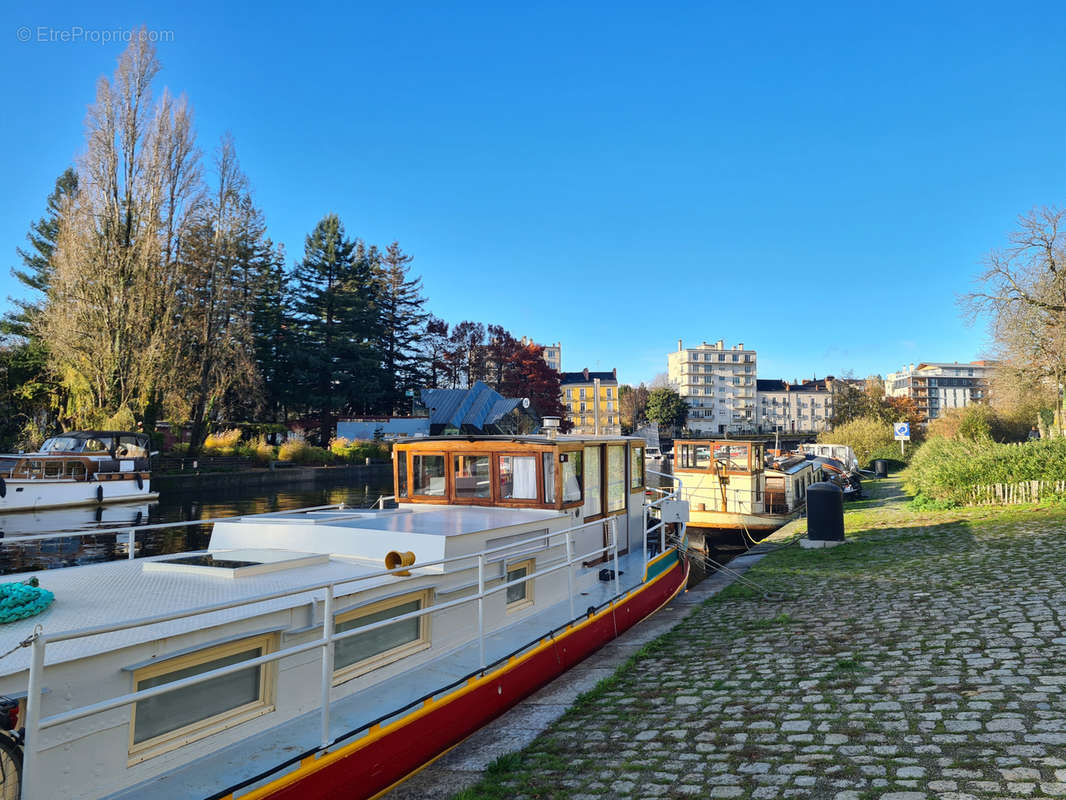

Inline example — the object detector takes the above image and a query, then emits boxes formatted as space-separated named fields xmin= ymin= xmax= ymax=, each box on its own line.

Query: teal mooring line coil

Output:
xmin=0 ymin=580 xmax=55 ymax=624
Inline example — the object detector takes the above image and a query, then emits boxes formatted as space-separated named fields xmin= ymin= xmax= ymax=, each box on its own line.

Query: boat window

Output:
xmin=542 ymin=453 xmax=555 ymax=503
xmin=454 ymin=455 xmax=491 ymax=499
xmin=505 ymin=559 xmax=534 ymax=610
xmin=27 ymin=460 xmax=43 ymax=478
xmin=41 ymin=436 xmax=80 ymax=452
xmin=44 ymin=460 xmax=63 ymax=478
xmin=65 ymin=461 xmax=87 ymax=479
xmin=397 ymin=454 xmax=408 ymax=498
xmin=606 ymin=445 xmax=626 ymax=512
xmin=562 ymin=450 xmax=583 ymax=503
xmin=118 ymin=436 xmax=148 ymax=458
xmin=334 ymin=590 xmax=430 ymax=681
xmin=630 ymin=445 xmax=644 ymax=489
xmin=412 ymin=455 xmax=446 ymax=497
xmin=695 ymin=445 xmax=711 ymax=468
xmin=82 ymin=438 xmax=107 ymax=453
xmin=583 ymin=446 xmax=602 ymax=517
xmin=500 ymin=455 xmax=538 ymax=500
xmin=130 ymin=633 xmax=276 ymax=760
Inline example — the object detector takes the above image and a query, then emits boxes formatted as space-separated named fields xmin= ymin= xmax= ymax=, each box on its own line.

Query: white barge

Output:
xmin=0 ymin=434 xmax=688 ymax=800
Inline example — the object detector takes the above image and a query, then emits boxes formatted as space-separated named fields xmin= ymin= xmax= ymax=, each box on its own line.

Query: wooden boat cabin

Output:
xmin=673 ymin=439 xmax=822 ymax=534
xmin=0 ymin=434 xmax=688 ymax=800
xmin=393 ymin=435 xmax=650 ymax=556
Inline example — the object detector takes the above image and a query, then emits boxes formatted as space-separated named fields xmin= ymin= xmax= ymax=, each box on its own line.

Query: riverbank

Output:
xmin=446 ymin=478 xmax=1066 ymax=799
xmin=151 ymin=462 xmax=391 ymax=494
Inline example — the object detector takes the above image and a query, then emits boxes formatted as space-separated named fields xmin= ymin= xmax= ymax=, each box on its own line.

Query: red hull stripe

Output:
xmin=235 ymin=552 xmax=688 ymax=800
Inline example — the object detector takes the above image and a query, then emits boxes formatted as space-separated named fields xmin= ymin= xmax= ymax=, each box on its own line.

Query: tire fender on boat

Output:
xmin=0 ymin=476 xmax=5 ymax=498
xmin=136 ymin=473 xmax=144 ymax=490
xmin=96 ymin=485 xmax=104 ymax=504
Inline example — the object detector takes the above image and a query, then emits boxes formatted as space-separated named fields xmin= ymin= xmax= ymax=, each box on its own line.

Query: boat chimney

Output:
xmin=542 ymin=416 xmax=561 ymax=440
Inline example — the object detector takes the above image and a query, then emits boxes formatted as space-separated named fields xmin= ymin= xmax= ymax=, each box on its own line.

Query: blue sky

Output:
xmin=3 ymin=1 xmax=1065 ymax=386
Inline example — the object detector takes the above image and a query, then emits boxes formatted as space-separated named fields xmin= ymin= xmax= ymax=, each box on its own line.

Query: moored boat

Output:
xmin=0 ymin=431 xmax=157 ymax=513
xmin=0 ymin=433 xmax=687 ymax=800
xmin=673 ymin=439 xmax=821 ymax=541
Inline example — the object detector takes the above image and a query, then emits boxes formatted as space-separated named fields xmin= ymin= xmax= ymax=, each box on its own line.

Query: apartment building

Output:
xmin=667 ymin=340 xmax=757 ymax=435
xmin=885 ymin=361 xmax=995 ymax=422
xmin=560 ymin=368 xmax=621 ymax=435
xmin=756 ymin=378 xmax=835 ymax=433
xmin=519 ymin=337 xmax=562 ymax=372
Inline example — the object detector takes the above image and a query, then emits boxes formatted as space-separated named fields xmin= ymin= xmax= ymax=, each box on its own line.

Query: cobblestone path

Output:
xmin=460 ymin=483 xmax=1066 ymax=799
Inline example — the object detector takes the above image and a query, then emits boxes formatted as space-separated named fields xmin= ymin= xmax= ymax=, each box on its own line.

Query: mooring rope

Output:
xmin=0 ymin=579 xmax=54 ymax=625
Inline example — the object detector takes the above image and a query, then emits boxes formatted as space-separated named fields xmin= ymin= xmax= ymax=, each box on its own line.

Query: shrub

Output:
xmin=906 ymin=435 xmax=1066 ymax=505
xmin=278 ymin=439 xmax=334 ymax=465
xmin=329 ymin=437 xmax=389 ymax=463
xmin=104 ymin=405 xmax=137 ymax=431
xmin=819 ymin=416 xmax=897 ymax=467
xmin=926 ymin=404 xmax=1031 ymax=444
xmin=202 ymin=428 xmax=243 ymax=455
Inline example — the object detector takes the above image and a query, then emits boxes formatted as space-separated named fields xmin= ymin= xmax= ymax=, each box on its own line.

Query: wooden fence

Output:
xmin=970 ymin=480 xmax=1066 ymax=506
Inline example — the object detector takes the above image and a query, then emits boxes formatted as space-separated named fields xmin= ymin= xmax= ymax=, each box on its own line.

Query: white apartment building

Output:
xmin=756 ymin=379 xmax=835 ymax=433
xmin=885 ymin=361 xmax=995 ymax=422
xmin=668 ymin=340 xmax=757 ymax=435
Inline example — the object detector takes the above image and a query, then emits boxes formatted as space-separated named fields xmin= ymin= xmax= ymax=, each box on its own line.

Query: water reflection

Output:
xmin=0 ymin=468 xmax=395 ymax=576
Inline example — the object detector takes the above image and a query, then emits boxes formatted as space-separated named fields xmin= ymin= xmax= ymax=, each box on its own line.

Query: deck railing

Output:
xmin=18 ymin=511 xmax=629 ymax=800
xmin=644 ymin=468 xmax=686 ymax=555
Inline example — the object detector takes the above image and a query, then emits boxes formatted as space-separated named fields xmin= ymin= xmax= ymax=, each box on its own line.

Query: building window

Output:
xmin=453 ymin=454 xmax=491 ymax=499
xmin=505 ymin=559 xmax=534 ymax=611
xmin=413 ymin=455 xmax=446 ymax=497
xmin=500 ymin=455 xmax=538 ymax=500
xmin=543 ymin=453 xmax=556 ymax=503
xmin=130 ymin=633 xmax=276 ymax=762
xmin=580 ymin=388 xmax=586 ymax=399
xmin=333 ymin=590 xmax=431 ymax=682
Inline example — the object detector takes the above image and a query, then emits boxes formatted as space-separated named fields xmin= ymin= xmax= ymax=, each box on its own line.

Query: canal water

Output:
xmin=0 ymin=469 xmax=395 ymax=575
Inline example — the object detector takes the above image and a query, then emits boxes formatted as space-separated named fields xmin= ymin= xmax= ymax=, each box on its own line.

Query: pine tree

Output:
xmin=376 ymin=242 xmax=429 ymax=412
xmin=3 ymin=168 xmax=78 ymax=339
xmin=291 ymin=215 xmax=387 ymax=443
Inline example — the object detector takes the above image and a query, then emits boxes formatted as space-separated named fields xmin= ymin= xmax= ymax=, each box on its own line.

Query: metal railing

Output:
xmin=643 ymin=469 xmax=684 ymax=556
xmin=18 ymin=513 xmax=627 ymax=800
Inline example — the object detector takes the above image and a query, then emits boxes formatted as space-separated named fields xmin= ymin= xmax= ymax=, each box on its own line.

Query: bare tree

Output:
xmin=965 ymin=206 xmax=1066 ymax=434
xmin=179 ymin=135 xmax=263 ymax=451
xmin=38 ymin=34 xmax=201 ymax=426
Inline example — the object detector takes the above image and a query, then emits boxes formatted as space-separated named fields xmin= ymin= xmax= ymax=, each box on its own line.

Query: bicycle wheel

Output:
xmin=0 ymin=733 xmax=21 ymax=800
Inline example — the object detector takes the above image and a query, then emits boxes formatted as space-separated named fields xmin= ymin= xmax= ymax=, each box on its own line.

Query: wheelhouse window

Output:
xmin=397 ymin=454 xmax=408 ymax=498
xmin=505 ymin=559 xmax=534 ymax=611
xmin=413 ymin=454 xmax=446 ymax=497
xmin=606 ymin=445 xmax=626 ymax=512
xmin=543 ymin=453 xmax=556 ymax=503
xmin=130 ymin=633 xmax=276 ymax=761
xmin=454 ymin=455 xmax=491 ymax=499
xmin=333 ymin=590 xmax=431 ymax=681
xmin=630 ymin=445 xmax=645 ymax=489
xmin=65 ymin=461 xmax=87 ymax=479
xmin=44 ymin=460 xmax=63 ymax=478
xmin=500 ymin=455 xmax=538 ymax=500
xmin=583 ymin=446 xmax=602 ymax=517
xmin=562 ymin=450 xmax=583 ymax=503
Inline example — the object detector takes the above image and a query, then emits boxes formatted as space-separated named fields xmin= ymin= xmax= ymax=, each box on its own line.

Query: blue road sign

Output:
xmin=894 ymin=422 xmax=911 ymax=441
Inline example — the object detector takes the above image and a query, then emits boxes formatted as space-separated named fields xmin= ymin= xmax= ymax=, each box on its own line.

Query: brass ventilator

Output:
xmin=385 ymin=550 xmax=416 ymax=577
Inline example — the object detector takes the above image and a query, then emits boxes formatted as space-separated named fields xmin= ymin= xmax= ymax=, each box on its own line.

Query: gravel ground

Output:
xmin=455 ymin=480 xmax=1066 ymax=799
